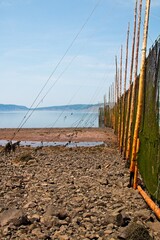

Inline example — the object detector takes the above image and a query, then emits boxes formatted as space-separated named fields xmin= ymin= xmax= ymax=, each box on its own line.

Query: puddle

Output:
xmin=0 ymin=140 xmax=105 ymax=148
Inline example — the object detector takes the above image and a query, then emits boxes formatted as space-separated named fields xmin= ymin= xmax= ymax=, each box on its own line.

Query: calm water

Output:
xmin=0 ymin=110 xmax=98 ymax=128
xmin=0 ymin=140 xmax=104 ymax=147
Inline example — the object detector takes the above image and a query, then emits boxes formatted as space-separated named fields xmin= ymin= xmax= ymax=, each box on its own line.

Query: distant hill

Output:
xmin=37 ymin=104 xmax=101 ymax=111
xmin=0 ymin=104 xmax=28 ymax=111
xmin=0 ymin=103 xmax=102 ymax=111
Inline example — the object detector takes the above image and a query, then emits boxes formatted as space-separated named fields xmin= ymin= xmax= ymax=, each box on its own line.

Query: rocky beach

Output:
xmin=0 ymin=128 xmax=160 ymax=239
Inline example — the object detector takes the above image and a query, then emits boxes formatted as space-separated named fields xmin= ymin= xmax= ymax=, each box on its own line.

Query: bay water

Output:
xmin=0 ymin=110 xmax=98 ymax=128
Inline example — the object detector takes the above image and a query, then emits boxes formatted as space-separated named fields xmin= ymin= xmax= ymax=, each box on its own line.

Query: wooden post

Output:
xmin=112 ymin=82 xmax=115 ymax=128
xmin=123 ymin=0 xmax=138 ymax=159
xmin=115 ymin=56 xmax=118 ymax=103
xmin=104 ymin=94 xmax=107 ymax=127
xmin=114 ymin=77 xmax=117 ymax=132
xmin=130 ymin=0 xmax=151 ymax=189
xmin=120 ymin=23 xmax=130 ymax=154
xmin=118 ymin=46 xmax=123 ymax=146
xmin=115 ymin=56 xmax=119 ymax=134
xmin=126 ymin=0 xmax=142 ymax=162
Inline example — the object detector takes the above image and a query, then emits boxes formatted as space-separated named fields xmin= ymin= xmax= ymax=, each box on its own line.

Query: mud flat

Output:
xmin=0 ymin=128 xmax=116 ymax=143
xmin=0 ymin=128 xmax=160 ymax=239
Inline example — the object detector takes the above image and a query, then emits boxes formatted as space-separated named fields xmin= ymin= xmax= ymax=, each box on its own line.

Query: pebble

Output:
xmin=0 ymin=144 xmax=158 ymax=239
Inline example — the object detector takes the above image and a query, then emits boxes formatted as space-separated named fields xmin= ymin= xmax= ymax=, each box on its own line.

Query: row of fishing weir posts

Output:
xmin=99 ymin=0 xmax=160 ymax=218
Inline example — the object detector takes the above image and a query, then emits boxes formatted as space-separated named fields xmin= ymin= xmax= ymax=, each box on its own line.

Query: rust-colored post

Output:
xmin=108 ymin=89 xmax=110 ymax=126
xmin=133 ymin=138 xmax=140 ymax=189
xmin=115 ymin=56 xmax=119 ymax=134
xmin=138 ymin=186 xmax=160 ymax=220
xmin=120 ymin=46 xmax=123 ymax=100
xmin=130 ymin=0 xmax=151 ymax=189
xmin=123 ymin=0 xmax=138 ymax=159
xmin=118 ymin=46 xmax=123 ymax=146
xmin=120 ymin=23 xmax=130 ymax=154
xmin=124 ymin=23 xmax=130 ymax=95
xmin=126 ymin=0 xmax=142 ymax=162
xmin=115 ymin=56 xmax=118 ymax=103
xmin=104 ymin=94 xmax=107 ymax=127
xmin=117 ymin=67 xmax=120 ymax=140
xmin=112 ymin=82 xmax=115 ymax=128
xmin=114 ymin=76 xmax=117 ymax=132
xmin=115 ymin=74 xmax=117 ymax=106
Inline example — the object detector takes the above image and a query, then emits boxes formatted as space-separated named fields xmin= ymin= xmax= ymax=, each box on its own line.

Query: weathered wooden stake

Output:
xmin=120 ymin=23 xmax=130 ymax=154
xmin=118 ymin=46 xmax=123 ymax=146
xmin=104 ymin=94 xmax=107 ymax=127
xmin=126 ymin=0 xmax=142 ymax=162
xmin=123 ymin=0 xmax=138 ymax=159
xmin=130 ymin=0 xmax=151 ymax=189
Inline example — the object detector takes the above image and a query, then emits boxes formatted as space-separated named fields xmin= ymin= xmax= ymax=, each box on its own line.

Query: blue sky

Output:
xmin=0 ymin=0 xmax=159 ymax=107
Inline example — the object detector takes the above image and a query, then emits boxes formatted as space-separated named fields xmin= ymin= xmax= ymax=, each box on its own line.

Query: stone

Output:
xmin=31 ymin=228 xmax=46 ymax=239
xmin=2 ymin=226 xmax=10 ymax=236
xmin=147 ymin=221 xmax=160 ymax=234
xmin=56 ymin=210 xmax=68 ymax=220
xmin=18 ymin=153 xmax=33 ymax=162
xmin=116 ymin=213 xmax=124 ymax=227
xmin=29 ymin=213 xmax=40 ymax=222
xmin=0 ymin=139 xmax=159 ymax=240
xmin=115 ymin=212 xmax=131 ymax=227
xmin=59 ymin=235 xmax=70 ymax=240
xmin=83 ymin=221 xmax=93 ymax=231
xmin=0 ymin=208 xmax=30 ymax=227
xmin=104 ymin=229 xmax=113 ymax=236
xmin=40 ymin=215 xmax=53 ymax=228
xmin=23 ymin=201 xmax=37 ymax=209
xmin=134 ymin=209 xmax=151 ymax=220
xmin=52 ymin=231 xmax=69 ymax=240
xmin=118 ymin=222 xmax=153 ymax=240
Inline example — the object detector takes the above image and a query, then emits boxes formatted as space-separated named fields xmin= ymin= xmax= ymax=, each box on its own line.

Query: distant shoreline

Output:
xmin=0 ymin=103 xmax=101 ymax=112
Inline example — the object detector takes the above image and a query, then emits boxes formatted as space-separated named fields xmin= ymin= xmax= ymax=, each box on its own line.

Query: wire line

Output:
xmin=11 ymin=0 xmax=102 ymax=140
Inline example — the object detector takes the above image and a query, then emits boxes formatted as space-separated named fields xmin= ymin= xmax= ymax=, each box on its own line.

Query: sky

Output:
xmin=0 ymin=0 xmax=159 ymax=107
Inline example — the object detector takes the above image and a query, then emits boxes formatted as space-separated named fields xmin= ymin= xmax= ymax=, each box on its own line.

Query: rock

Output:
xmin=40 ymin=215 xmax=53 ymax=228
xmin=23 ymin=201 xmax=37 ymax=209
xmin=98 ymin=230 xmax=104 ymax=237
xmin=112 ymin=204 xmax=125 ymax=211
xmin=118 ymin=222 xmax=153 ymax=240
xmin=99 ymin=178 xmax=109 ymax=185
xmin=44 ymin=204 xmax=56 ymax=216
xmin=106 ymin=223 xmax=114 ymax=230
xmin=2 ymin=226 xmax=10 ymax=236
xmin=83 ymin=221 xmax=93 ymax=230
xmin=0 ymin=141 xmax=159 ymax=239
xmin=59 ymin=235 xmax=70 ymax=240
xmin=147 ymin=221 xmax=160 ymax=234
xmin=104 ymin=229 xmax=113 ymax=236
xmin=18 ymin=153 xmax=33 ymax=162
xmin=115 ymin=213 xmax=131 ymax=227
xmin=96 ymin=164 xmax=102 ymax=169
xmin=27 ymin=159 xmax=37 ymax=165
xmin=56 ymin=210 xmax=68 ymax=220
xmin=0 ymin=208 xmax=30 ymax=227
xmin=116 ymin=213 xmax=125 ymax=227
xmin=101 ymin=213 xmax=115 ymax=226
xmin=29 ymin=213 xmax=40 ymax=222
xmin=52 ymin=231 xmax=70 ymax=240
xmin=56 ymin=219 xmax=68 ymax=226
xmin=134 ymin=209 xmax=151 ymax=220
xmin=31 ymin=228 xmax=46 ymax=239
